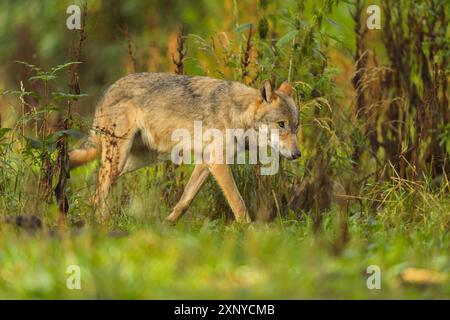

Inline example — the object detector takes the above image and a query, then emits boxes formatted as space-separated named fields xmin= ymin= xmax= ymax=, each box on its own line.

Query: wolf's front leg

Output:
xmin=166 ymin=164 xmax=210 ymax=224
xmin=208 ymin=164 xmax=251 ymax=223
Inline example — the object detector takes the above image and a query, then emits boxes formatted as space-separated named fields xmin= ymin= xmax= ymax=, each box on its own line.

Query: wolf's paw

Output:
xmin=95 ymin=212 xmax=109 ymax=225
xmin=163 ymin=217 xmax=177 ymax=227
xmin=236 ymin=215 xmax=252 ymax=224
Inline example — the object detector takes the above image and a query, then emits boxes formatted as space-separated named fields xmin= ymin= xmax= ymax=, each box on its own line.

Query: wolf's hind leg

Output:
xmin=93 ymin=136 xmax=133 ymax=221
xmin=166 ymin=164 xmax=210 ymax=224
xmin=208 ymin=164 xmax=251 ymax=223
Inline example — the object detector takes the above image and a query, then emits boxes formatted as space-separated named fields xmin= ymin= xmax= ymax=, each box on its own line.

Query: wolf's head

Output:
xmin=254 ymin=80 xmax=301 ymax=160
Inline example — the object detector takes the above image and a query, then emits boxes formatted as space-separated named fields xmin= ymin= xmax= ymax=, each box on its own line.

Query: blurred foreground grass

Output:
xmin=1 ymin=162 xmax=449 ymax=299
xmin=1 ymin=210 xmax=449 ymax=299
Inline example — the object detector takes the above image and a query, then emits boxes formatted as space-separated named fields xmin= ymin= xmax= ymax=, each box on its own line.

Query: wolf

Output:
xmin=69 ymin=73 xmax=301 ymax=223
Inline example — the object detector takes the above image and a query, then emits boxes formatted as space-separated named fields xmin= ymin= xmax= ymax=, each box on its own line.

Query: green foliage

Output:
xmin=0 ymin=60 xmax=86 ymax=214
xmin=0 ymin=0 xmax=448 ymax=299
xmin=438 ymin=123 xmax=450 ymax=155
xmin=0 ymin=197 xmax=450 ymax=298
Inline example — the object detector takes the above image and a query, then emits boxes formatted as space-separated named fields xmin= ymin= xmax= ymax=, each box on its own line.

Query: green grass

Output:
xmin=1 ymin=204 xmax=450 ymax=299
xmin=1 ymin=163 xmax=450 ymax=299
xmin=0 ymin=156 xmax=449 ymax=299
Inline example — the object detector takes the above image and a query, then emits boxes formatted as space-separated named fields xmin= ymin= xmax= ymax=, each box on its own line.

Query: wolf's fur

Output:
xmin=69 ymin=73 xmax=300 ymax=223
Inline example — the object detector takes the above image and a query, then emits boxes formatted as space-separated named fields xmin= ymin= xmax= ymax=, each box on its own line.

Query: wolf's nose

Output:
xmin=292 ymin=150 xmax=302 ymax=159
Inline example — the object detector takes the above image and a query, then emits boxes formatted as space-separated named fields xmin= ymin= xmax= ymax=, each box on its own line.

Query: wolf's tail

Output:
xmin=69 ymin=134 xmax=100 ymax=169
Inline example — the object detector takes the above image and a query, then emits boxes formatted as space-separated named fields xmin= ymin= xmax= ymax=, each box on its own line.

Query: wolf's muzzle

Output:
xmin=291 ymin=149 xmax=301 ymax=160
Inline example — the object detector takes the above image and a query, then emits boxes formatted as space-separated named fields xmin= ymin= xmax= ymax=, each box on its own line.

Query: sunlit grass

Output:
xmin=1 ymin=203 xmax=449 ymax=299
xmin=1 ymin=160 xmax=449 ymax=299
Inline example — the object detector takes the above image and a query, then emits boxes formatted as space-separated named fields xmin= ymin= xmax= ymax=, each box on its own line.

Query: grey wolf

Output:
xmin=69 ymin=73 xmax=301 ymax=223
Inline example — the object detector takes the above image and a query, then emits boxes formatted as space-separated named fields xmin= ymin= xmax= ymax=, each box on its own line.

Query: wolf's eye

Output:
xmin=278 ymin=121 xmax=286 ymax=129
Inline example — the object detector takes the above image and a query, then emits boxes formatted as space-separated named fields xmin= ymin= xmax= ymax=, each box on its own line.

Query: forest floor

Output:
xmin=1 ymin=179 xmax=449 ymax=299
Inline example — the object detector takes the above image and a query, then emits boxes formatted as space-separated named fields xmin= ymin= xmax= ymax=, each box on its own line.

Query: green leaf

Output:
xmin=0 ymin=128 xmax=12 ymax=139
xmin=276 ymin=30 xmax=298 ymax=47
xmin=2 ymin=90 xmax=39 ymax=99
xmin=29 ymin=74 xmax=57 ymax=82
xmin=52 ymin=92 xmax=88 ymax=102
xmin=53 ymin=129 xmax=86 ymax=140
xmin=25 ymin=136 xmax=42 ymax=149
xmin=50 ymin=61 xmax=82 ymax=74
xmin=14 ymin=61 xmax=41 ymax=72
xmin=235 ymin=23 xmax=253 ymax=33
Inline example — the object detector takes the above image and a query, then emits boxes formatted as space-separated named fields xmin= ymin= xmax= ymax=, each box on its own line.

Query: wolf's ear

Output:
xmin=278 ymin=81 xmax=293 ymax=96
xmin=260 ymin=80 xmax=274 ymax=103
